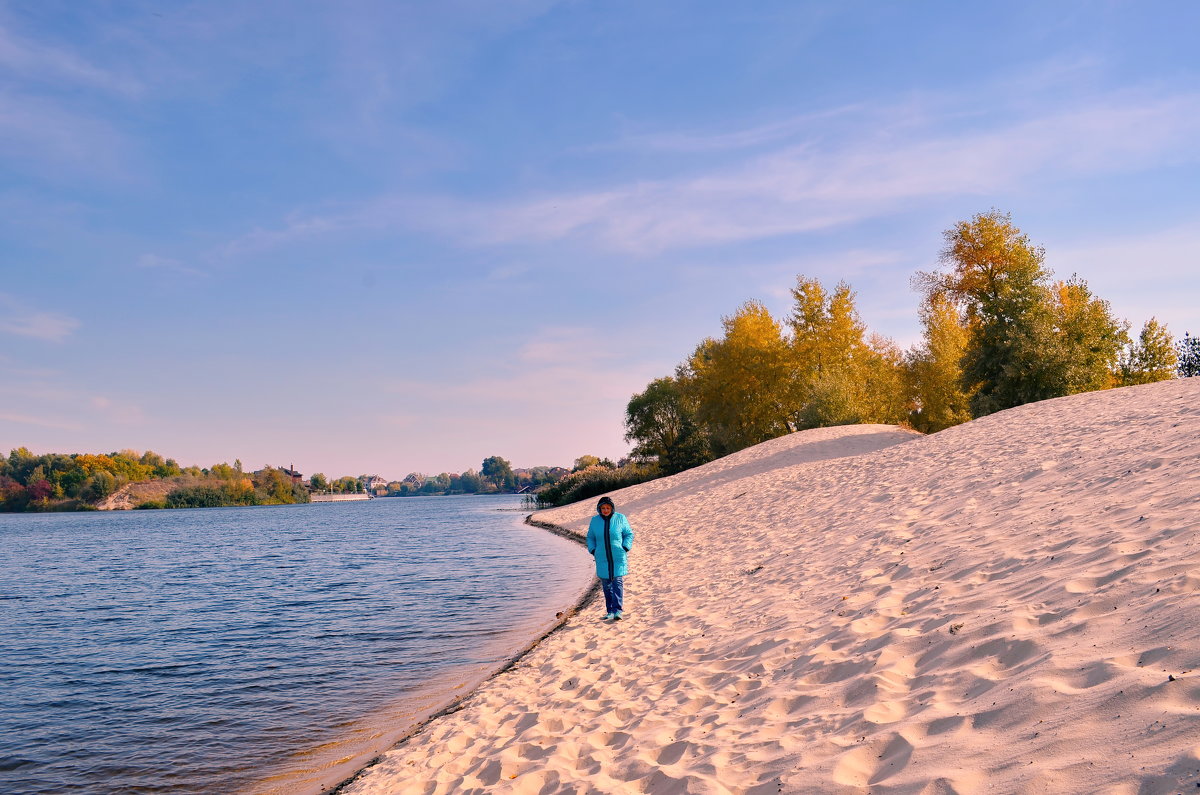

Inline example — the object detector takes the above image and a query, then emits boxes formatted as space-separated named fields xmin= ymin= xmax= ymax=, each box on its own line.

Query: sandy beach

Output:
xmin=343 ymin=377 xmax=1200 ymax=794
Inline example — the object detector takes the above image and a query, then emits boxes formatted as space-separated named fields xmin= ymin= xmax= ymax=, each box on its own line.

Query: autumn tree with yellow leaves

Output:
xmin=625 ymin=210 xmax=1176 ymax=475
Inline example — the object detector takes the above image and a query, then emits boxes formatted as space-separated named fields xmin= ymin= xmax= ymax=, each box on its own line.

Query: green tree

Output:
xmin=253 ymin=466 xmax=300 ymax=504
xmin=209 ymin=462 xmax=238 ymax=480
xmin=572 ymin=455 xmax=601 ymax=472
xmin=1177 ymin=332 xmax=1200 ymax=377
xmin=139 ymin=451 xmax=165 ymax=469
xmin=333 ymin=475 xmax=359 ymax=493
xmin=459 ymin=469 xmax=483 ymax=493
xmin=624 ymin=376 xmax=712 ymax=474
xmin=481 ymin=456 xmax=515 ymax=491
xmin=310 ymin=472 xmax=329 ymax=491
xmin=1120 ymin=318 xmax=1177 ymax=385
xmin=82 ymin=471 xmax=117 ymax=501
xmin=154 ymin=458 xmax=182 ymax=478
xmin=930 ymin=210 xmax=1057 ymax=416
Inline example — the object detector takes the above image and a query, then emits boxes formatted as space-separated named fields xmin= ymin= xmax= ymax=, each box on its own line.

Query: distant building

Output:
xmin=364 ymin=475 xmax=387 ymax=493
xmin=280 ymin=465 xmax=303 ymax=484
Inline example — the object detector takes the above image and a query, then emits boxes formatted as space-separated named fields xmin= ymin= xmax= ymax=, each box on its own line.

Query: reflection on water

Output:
xmin=0 ymin=496 xmax=591 ymax=795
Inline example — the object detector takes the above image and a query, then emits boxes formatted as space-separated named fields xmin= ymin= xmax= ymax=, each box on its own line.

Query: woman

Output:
xmin=586 ymin=496 xmax=634 ymax=621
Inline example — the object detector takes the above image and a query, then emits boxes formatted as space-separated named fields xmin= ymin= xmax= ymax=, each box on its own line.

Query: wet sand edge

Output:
xmin=325 ymin=515 xmax=596 ymax=794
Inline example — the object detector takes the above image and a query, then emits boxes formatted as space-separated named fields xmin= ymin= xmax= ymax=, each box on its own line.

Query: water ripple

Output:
xmin=0 ymin=495 xmax=590 ymax=795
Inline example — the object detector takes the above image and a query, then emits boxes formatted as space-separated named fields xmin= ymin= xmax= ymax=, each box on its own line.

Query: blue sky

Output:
xmin=2 ymin=1 xmax=1198 ymax=479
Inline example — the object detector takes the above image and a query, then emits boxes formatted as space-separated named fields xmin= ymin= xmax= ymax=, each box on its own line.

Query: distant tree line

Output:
xmin=0 ymin=446 xmax=602 ymax=511
xmin=624 ymin=211 xmax=1193 ymax=477
xmin=0 ymin=448 xmax=181 ymax=511
xmin=346 ymin=455 xmax=572 ymax=498
xmin=0 ymin=449 xmax=308 ymax=512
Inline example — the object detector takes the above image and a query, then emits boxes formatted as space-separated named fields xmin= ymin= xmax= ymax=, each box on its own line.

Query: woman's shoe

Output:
xmin=613 ymin=611 xmax=623 ymax=620
xmin=602 ymin=612 xmax=615 ymax=620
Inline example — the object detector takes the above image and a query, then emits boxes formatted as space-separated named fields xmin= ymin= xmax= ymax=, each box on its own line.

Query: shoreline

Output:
xmin=324 ymin=516 xmax=596 ymax=795
xmin=333 ymin=379 xmax=1200 ymax=793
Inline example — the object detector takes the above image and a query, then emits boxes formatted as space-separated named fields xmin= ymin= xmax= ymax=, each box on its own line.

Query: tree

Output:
xmin=1050 ymin=276 xmax=1129 ymax=394
xmin=333 ymin=475 xmax=359 ymax=493
xmin=929 ymin=210 xmax=1056 ymax=416
xmin=253 ymin=466 xmax=299 ymax=504
xmin=27 ymin=475 xmax=53 ymax=502
xmin=787 ymin=276 xmax=906 ymax=429
xmin=789 ymin=277 xmax=866 ymax=387
xmin=1178 ymin=332 xmax=1200 ymax=377
xmin=856 ymin=334 xmax=910 ymax=425
xmin=690 ymin=300 xmax=794 ymax=454
xmin=481 ymin=456 xmax=515 ymax=491
xmin=459 ymin=469 xmax=483 ymax=493
xmin=310 ymin=472 xmax=329 ymax=491
xmin=0 ymin=476 xmax=29 ymax=511
xmin=624 ymin=375 xmax=713 ymax=474
xmin=209 ymin=462 xmax=238 ymax=480
xmin=572 ymin=455 xmax=601 ymax=472
xmin=905 ymin=289 xmax=974 ymax=432
xmin=1120 ymin=318 xmax=1177 ymax=385
xmin=140 ymin=451 xmax=165 ymax=468
xmin=82 ymin=471 xmax=117 ymax=501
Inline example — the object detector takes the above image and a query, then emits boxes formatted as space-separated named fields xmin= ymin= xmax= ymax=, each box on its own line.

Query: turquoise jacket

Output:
xmin=586 ymin=511 xmax=634 ymax=579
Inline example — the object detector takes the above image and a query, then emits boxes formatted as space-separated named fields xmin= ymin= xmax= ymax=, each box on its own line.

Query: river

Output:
xmin=0 ymin=495 xmax=591 ymax=794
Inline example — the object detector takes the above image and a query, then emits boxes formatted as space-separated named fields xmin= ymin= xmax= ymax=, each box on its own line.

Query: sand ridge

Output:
xmin=344 ymin=378 xmax=1200 ymax=794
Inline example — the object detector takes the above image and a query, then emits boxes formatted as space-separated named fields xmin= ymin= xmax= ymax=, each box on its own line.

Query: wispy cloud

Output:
xmin=89 ymin=395 xmax=147 ymax=425
xmin=137 ymin=253 xmax=206 ymax=277
xmin=0 ymin=375 xmax=146 ymax=433
xmin=0 ymin=91 xmax=130 ymax=177
xmin=0 ymin=23 xmax=141 ymax=95
xmin=756 ymin=249 xmax=912 ymax=299
xmin=388 ymin=326 xmax=654 ymax=410
xmin=220 ymin=90 xmax=1200 ymax=259
xmin=0 ymin=293 xmax=80 ymax=342
xmin=587 ymin=104 xmax=864 ymax=154
xmin=463 ymin=93 xmax=1200 ymax=253
xmin=0 ymin=411 xmax=81 ymax=431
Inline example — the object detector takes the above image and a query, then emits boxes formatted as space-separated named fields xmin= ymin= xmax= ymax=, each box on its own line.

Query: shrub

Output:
xmin=166 ymin=484 xmax=259 ymax=509
xmin=536 ymin=464 xmax=656 ymax=508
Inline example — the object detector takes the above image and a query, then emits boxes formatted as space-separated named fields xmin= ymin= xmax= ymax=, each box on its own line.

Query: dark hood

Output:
xmin=596 ymin=496 xmax=615 ymax=515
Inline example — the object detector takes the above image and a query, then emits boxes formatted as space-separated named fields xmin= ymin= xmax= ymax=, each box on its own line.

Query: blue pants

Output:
xmin=601 ymin=577 xmax=624 ymax=614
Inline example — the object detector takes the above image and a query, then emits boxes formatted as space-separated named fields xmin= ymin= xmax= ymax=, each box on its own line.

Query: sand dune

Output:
xmin=343 ymin=378 xmax=1200 ymax=794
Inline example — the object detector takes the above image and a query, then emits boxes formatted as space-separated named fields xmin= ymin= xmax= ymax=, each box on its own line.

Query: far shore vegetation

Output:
xmin=0 ymin=449 xmax=599 ymax=514
xmin=4 ymin=212 xmax=1197 ymax=515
